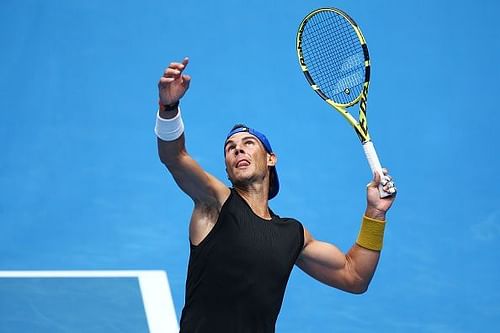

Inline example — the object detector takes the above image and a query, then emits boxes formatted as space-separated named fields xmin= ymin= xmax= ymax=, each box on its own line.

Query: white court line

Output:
xmin=0 ymin=270 xmax=179 ymax=333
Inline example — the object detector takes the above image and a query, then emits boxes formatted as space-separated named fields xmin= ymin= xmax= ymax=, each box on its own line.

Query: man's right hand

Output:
xmin=158 ymin=57 xmax=191 ymax=106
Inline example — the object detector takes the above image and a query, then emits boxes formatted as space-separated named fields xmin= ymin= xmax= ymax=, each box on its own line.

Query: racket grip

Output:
xmin=362 ymin=141 xmax=393 ymax=198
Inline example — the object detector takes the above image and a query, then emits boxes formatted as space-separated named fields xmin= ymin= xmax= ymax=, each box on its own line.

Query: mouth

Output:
xmin=236 ymin=159 xmax=250 ymax=168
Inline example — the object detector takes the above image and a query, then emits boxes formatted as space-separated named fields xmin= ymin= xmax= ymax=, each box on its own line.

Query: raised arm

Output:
xmin=296 ymin=170 xmax=396 ymax=294
xmin=156 ymin=58 xmax=229 ymax=208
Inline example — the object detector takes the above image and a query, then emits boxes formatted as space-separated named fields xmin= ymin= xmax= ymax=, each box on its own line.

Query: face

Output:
xmin=224 ymin=132 xmax=276 ymax=188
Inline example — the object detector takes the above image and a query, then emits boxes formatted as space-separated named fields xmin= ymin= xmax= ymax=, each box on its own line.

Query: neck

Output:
xmin=234 ymin=186 xmax=271 ymax=220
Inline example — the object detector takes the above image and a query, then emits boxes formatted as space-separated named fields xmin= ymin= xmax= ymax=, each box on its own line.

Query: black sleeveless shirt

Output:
xmin=179 ymin=189 xmax=304 ymax=333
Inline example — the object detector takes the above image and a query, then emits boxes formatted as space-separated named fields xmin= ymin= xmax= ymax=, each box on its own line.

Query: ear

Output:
xmin=267 ymin=153 xmax=277 ymax=167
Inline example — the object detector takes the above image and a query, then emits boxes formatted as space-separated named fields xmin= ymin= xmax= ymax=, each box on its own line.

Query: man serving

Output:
xmin=154 ymin=57 xmax=397 ymax=333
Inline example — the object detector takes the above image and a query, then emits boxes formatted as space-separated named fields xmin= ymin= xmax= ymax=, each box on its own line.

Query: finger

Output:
xmin=379 ymin=168 xmax=394 ymax=186
xmin=181 ymin=74 xmax=191 ymax=85
xmin=385 ymin=185 xmax=397 ymax=195
xmin=367 ymin=170 xmax=392 ymax=189
xmin=163 ymin=67 xmax=182 ymax=78
xmin=171 ymin=57 xmax=189 ymax=72
xmin=165 ymin=62 xmax=186 ymax=73
xmin=383 ymin=181 xmax=394 ymax=189
xmin=383 ymin=180 xmax=397 ymax=194
xmin=159 ymin=77 xmax=175 ymax=85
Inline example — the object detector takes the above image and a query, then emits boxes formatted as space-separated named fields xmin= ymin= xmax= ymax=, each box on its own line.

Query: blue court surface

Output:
xmin=1 ymin=0 xmax=499 ymax=332
xmin=0 ymin=271 xmax=177 ymax=332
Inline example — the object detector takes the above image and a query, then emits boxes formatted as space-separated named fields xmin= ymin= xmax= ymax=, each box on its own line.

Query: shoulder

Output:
xmin=279 ymin=217 xmax=303 ymax=230
xmin=276 ymin=215 xmax=310 ymax=250
xmin=274 ymin=213 xmax=303 ymax=227
xmin=273 ymin=215 xmax=305 ymax=245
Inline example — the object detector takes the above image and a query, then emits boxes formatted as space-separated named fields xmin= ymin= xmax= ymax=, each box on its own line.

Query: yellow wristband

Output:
xmin=356 ymin=215 xmax=386 ymax=251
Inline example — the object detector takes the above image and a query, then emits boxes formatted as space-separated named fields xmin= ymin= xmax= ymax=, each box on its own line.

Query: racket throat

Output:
xmin=356 ymin=130 xmax=369 ymax=143
xmin=356 ymin=85 xmax=370 ymax=141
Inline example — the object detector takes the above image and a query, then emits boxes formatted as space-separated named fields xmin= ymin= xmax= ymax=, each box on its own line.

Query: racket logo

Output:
xmin=359 ymin=85 xmax=369 ymax=137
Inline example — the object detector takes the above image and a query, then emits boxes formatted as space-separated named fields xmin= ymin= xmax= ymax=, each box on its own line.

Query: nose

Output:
xmin=233 ymin=143 xmax=245 ymax=155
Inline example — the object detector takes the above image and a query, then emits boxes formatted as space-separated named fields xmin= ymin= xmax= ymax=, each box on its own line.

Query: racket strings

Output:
xmin=301 ymin=11 xmax=366 ymax=104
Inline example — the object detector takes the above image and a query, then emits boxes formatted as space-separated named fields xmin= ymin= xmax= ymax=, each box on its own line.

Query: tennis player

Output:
xmin=155 ymin=58 xmax=396 ymax=332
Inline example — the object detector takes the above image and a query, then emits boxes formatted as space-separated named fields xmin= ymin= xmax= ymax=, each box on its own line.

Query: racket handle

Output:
xmin=362 ymin=141 xmax=393 ymax=198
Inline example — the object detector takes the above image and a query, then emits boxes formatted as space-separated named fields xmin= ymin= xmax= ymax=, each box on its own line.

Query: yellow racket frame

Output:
xmin=296 ymin=7 xmax=396 ymax=198
xmin=296 ymin=7 xmax=371 ymax=143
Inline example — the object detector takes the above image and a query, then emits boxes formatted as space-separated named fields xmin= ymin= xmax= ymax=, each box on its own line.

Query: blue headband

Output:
xmin=225 ymin=126 xmax=274 ymax=153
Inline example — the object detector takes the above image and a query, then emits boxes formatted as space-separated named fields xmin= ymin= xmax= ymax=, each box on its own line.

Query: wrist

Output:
xmin=158 ymin=100 xmax=180 ymax=119
xmin=356 ymin=215 xmax=386 ymax=251
xmin=155 ymin=107 xmax=184 ymax=141
xmin=159 ymin=108 xmax=179 ymax=120
xmin=364 ymin=207 xmax=386 ymax=221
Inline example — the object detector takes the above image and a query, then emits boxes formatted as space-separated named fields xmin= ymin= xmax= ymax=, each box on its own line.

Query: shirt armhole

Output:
xmin=190 ymin=189 xmax=234 ymax=250
xmin=296 ymin=220 xmax=305 ymax=259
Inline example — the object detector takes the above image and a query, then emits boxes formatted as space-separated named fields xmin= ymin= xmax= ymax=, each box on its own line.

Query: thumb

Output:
xmin=366 ymin=171 xmax=380 ymax=190
xmin=182 ymin=74 xmax=191 ymax=88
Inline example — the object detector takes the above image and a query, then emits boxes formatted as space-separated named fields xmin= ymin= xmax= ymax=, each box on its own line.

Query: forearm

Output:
xmin=344 ymin=215 xmax=386 ymax=293
xmin=157 ymin=135 xmax=186 ymax=165
xmin=344 ymin=242 xmax=381 ymax=293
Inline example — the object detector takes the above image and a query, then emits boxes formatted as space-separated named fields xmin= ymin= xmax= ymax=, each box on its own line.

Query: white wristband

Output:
xmin=154 ymin=107 xmax=184 ymax=141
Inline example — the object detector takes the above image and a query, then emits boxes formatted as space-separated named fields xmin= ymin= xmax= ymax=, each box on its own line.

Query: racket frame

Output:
xmin=296 ymin=7 xmax=394 ymax=198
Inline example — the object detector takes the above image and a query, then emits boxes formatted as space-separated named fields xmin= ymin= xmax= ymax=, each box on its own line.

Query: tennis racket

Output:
xmin=296 ymin=7 xmax=395 ymax=198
